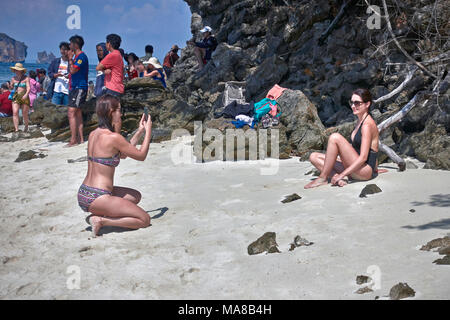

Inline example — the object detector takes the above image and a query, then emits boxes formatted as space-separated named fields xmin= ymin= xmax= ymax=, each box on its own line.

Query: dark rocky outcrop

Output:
xmin=168 ymin=0 xmax=449 ymax=169
xmin=28 ymin=77 xmax=209 ymax=143
xmin=0 ymin=33 xmax=27 ymax=62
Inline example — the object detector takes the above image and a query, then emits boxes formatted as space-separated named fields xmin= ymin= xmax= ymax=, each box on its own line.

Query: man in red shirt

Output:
xmin=96 ymin=34 xmax=124 ymax=97
xmin=0 ymin=83 xmax=13 ymax=117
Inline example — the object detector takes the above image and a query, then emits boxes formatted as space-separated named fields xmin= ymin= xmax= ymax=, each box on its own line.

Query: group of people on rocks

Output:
xmin=1 ymin=25 xmax=219 ymax=137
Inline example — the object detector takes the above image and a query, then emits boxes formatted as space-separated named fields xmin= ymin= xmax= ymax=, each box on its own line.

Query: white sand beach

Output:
xmin=0 ymin=135 xmax=449 ymax=300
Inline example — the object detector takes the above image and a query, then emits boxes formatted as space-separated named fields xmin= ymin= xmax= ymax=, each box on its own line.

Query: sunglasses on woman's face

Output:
xmin=349 ymin=100 xmax=364 ymax=107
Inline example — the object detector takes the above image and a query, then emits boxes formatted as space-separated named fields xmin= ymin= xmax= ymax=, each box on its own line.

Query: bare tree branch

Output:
xmin=377 ymin=72 xmax=444 ymax=132
xmin=381 ymin=0 xmax=438 ymax=79
xmin=374 ymin=66 xmax=418 ymax=103
xmin=379 ymin=142 xmax=406 ymax=171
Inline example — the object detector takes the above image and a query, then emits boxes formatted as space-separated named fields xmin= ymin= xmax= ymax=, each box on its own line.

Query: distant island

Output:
xmin=37 ymin=51 xmax=56 ymax=64
xmin=0 ymin=33 xmax=27 ymax=63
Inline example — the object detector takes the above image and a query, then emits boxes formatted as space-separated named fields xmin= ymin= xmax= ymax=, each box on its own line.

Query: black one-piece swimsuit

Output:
xmin=351 ymin=114 xmax=378 ymax=178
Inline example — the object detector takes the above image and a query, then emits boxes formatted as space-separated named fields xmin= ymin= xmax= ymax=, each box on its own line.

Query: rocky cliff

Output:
xmin=10 ymin=0 xmax=450 ymax=170
xmin=0 ymin=33 xmax=27 ymax=63
xmin=167 ymin=0 xmax=449 ymax=169
xmin=36 ymin=51 xmax=56 ymax=64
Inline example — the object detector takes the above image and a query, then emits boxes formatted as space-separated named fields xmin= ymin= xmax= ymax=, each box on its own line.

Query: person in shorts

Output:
xmin=67 ymin=34 xmax=89 ymax=147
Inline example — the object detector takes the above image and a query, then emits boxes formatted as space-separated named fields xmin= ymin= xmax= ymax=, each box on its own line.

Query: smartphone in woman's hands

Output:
xmin=144 ymin=106 xmax=149 ymax=121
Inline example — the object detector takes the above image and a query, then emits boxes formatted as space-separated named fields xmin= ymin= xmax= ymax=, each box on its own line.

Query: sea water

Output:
xmin=0 ymin=62 xmax=97 ymax=85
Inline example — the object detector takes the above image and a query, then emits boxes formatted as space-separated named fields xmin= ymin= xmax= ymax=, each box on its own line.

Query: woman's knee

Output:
xmin=328 ymin=132 xmax=344 ymax=144
xmin=309 ymin=152 xmax=320 ymax=163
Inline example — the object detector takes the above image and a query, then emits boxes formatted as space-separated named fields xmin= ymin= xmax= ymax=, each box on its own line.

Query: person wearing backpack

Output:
xmin=187 ymin=26 xmax=218 ymax=70
xmin=162 ymin=45 xmax=180 ymax=78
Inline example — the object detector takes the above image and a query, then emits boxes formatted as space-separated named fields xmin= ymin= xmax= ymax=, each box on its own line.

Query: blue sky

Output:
xmin=1 ymin=0 xmax=192 ymax=64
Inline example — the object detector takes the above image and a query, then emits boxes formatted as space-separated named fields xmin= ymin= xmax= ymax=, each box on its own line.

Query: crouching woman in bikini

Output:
xmin=77 ymin=94 xmax=152 ymax=236
xmin=305 ymin=88 xmax=381 ymax=189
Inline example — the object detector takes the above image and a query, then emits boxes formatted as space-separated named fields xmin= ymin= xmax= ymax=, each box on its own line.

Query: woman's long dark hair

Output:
xmin=96 ymin=94 xmax=120 ymax=132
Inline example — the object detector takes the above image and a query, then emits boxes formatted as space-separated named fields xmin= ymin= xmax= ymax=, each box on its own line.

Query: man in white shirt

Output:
xmin=49 ymin=42 xmax=70 ymax=105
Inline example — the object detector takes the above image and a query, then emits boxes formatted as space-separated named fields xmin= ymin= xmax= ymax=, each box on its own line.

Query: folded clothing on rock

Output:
xmin=266 ymin=84 xmax=287 ymax=100
xmin=214 ymin=100 xmax=254 ymax=119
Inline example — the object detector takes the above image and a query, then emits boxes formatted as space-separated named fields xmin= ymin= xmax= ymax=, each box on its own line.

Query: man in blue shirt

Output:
xmin=187 ymin=26 xmax=218 ymax=70
xmin=67 ymin=34 xmax=89 ymax=147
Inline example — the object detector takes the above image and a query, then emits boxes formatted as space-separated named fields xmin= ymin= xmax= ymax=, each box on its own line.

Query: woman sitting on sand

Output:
xmin=305 ymin=88 xmax=380 ymax=189
xmin=9 ymin=63 xmax=31 ymax=132
xmin=77 ymin=94 xmax=152 ymax=236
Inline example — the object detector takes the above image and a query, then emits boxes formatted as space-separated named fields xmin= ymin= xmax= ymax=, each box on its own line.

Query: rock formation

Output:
xmin=6 ymin=0 xmax=450 ymax=170
xmin=36 ymin=51 xmax=56 ymax=64
xmin=0 ymin=33 xmax=27 ymax=62
xmin=168 ymin=0 xmax=449 ymax=169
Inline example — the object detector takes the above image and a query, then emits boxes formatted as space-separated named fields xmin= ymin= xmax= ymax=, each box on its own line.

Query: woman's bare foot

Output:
xmin=64 ymin=142 xmax=78 ymax=148
xmin=304 ymin=177 xmax=328 ymax=189
xmin=88 ymin=216 xmax=102 ymax=237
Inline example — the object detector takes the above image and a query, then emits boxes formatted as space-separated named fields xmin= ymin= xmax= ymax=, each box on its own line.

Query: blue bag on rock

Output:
xmin=254 ymin=98 xmax=277 ymax=122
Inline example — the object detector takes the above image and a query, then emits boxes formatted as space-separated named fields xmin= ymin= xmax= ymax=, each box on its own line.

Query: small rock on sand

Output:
xmin=355 ymin=286 xmax=373 ymax=294
xmin=248 ymin=232 xmax=280 ymax=255
xmin=14 ymin=150 xmax=47 ymax=162
xmin=356 ymin=275 xmax=371 ymax=285
xmin=438 ymin=246 xmax=450 ymax=255
xmin=289 ymin=235 xmax=313 ymax=251
xmin=281 ymin=193 xmax=302 ymax=203
xmin=359 ymin=184 xmax=382 ymax=198
xmin=389 ymin=283 xmax=415 ymax=300
xmin=420 ymin=236 xmax=450 ymax=251
xmin=433 ymin=255 xmax=450 ymax=265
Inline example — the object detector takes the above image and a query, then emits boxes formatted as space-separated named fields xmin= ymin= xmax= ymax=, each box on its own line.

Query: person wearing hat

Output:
xmin=9 ymin=63 xmax=31 ymax=132
xmin=162 ymin=45 xmax=180 ymax=78
xmin=143 ymin=57 xmax=167 ymax=88
xmin=187 ymin=26 xmax=218 ymax=70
